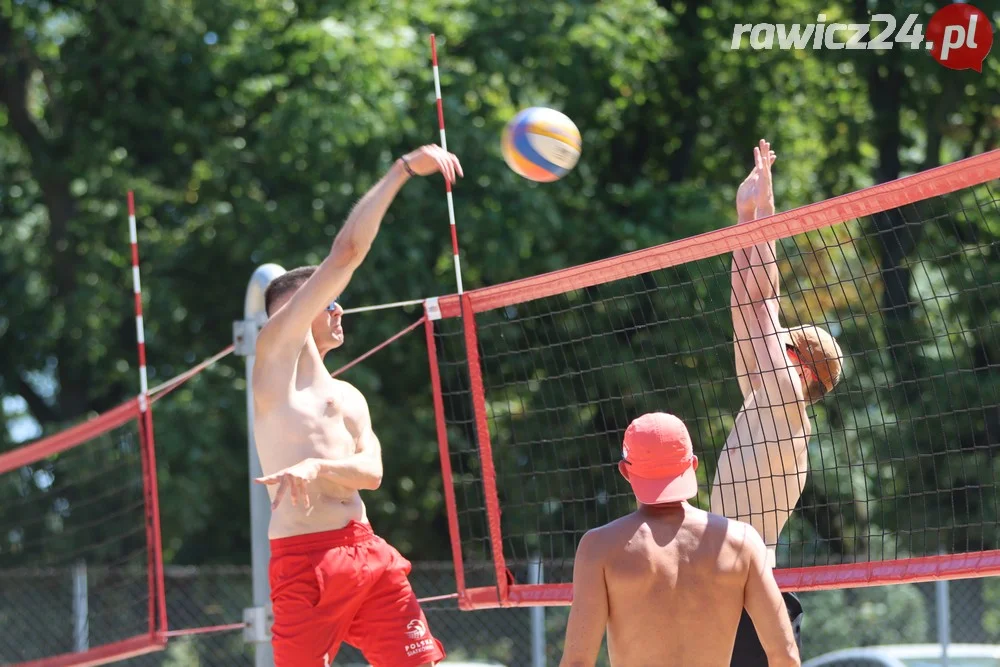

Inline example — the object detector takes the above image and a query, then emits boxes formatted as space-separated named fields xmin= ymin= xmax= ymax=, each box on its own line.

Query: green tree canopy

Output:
xmin=1 ymin=0 xmax=998 ymax=572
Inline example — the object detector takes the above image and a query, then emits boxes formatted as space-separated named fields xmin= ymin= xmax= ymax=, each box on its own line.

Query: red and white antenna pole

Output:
xmin=127 ymin=191 xmax=149 ymax=409
xmin=430 ymin=34 xmax=464 ymax=295
xmin=127 ymin=190 xmax=167 ymax=636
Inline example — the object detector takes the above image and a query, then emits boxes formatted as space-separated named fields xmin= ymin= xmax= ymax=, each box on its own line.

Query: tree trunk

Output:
xmin=0 ymin=18 xmax=89 ymax=423
xmin=658 ymin=0 xmax=706 ymax=183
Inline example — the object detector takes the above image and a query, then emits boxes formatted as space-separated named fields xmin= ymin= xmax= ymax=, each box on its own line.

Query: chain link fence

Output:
xmin=2 ymin=563 xmax=999 ymax=666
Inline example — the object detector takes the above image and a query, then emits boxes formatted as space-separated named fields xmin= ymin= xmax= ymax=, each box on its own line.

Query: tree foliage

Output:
xmin=1 ymin=0 xmax=999 ymax=575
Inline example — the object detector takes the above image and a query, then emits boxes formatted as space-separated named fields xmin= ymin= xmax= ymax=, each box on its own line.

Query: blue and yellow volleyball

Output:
xmin=501 ymin=107 xmax=582 ymax=182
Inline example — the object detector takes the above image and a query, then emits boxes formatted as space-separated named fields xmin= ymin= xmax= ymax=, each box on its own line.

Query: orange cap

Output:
xmin=619 ymin=413 xmax=699 ymax=505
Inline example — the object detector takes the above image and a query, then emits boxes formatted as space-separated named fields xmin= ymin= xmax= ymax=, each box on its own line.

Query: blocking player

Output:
xmin=710 ymin=139 xmax=844 ymax=664
xmin=251 ymin=145 xmax=463 ymax=667
xmin=559 ymin=412 xmax=801 ymax=667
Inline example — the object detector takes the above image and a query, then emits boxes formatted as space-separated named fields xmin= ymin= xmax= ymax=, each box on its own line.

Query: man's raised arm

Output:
xmin=256 ymin=145 xmax=463 ymax=368
xmin=731 ymin=141 xmax=803 ymax=413
xmin=731 ymin=140 xmax=779 ymax=397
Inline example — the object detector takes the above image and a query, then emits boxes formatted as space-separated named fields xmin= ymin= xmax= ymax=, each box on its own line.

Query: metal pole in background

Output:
xmin=72 ymin=560 xmax=88 ymax=653
xmin=937 ymin=575 xmax=950 ymax=667
xmin=528 ymin=557 xmax=546 ymax=667
xmin=236 ymin=263 xmax=285 ymax=667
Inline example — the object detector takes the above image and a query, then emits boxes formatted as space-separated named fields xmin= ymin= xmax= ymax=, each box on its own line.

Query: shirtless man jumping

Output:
xmin=711 ymin=140 xmax=844 ymax=665
xmin=559 ymin=412 xmax=800 ymax=667
xmin=251 ymin=145 xmax=463 ymax=667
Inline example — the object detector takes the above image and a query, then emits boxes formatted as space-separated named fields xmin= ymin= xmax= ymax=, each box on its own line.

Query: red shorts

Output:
xmin=269 ymin=521 xmax=445 ymax=667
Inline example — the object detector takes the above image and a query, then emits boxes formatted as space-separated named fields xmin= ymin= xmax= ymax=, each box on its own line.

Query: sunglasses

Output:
xmin=325 ymin=297 xmax=342 ymax=313
xmin=786 ymin=344 xmax=828 ymax=397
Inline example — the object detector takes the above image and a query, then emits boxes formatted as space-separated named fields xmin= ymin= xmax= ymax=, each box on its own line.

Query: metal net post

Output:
xmin=235 ymin=263 xmax=286 ymax=667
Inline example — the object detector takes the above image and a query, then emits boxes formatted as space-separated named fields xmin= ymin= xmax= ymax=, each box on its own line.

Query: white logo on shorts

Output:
xmin=405 ymin=619 xmax=427 ymax=640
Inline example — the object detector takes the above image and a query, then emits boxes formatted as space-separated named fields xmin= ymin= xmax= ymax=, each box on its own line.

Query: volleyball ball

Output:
xmin=501 ymin=107 xmax=582 ymax=182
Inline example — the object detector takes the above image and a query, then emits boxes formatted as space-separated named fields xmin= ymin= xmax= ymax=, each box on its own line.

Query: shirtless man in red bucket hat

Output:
xmin=558 ymin=412 xmax=800 ymax=667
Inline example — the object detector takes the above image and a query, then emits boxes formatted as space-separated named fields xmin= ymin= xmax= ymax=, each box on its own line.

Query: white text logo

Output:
xmin=728 ymin=5 xmax=993 ymax=72
xmin=731 ymin=14 xmax=927 ymax=51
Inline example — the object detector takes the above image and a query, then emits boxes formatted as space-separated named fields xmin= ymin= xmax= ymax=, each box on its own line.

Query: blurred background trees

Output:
xmin=1 ymin=0 xmax=998 ymax=569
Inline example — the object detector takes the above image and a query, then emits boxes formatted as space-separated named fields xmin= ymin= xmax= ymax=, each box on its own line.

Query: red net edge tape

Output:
xmin=13 ymin=634 xmax=164 ymax=667
xmin=455 ymin=549 xmax=1000 ymax=608
xmin=0 ymin=398 xmax=141 ymax=475
xmin=435 ymin=148 xmax=1000 ymax=319
xmin=1 ymin=342 xmax=235 ymax=473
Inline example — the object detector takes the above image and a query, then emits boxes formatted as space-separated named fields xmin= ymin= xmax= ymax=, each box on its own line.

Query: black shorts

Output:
xmin=730 ymin=592 xmax=803 ymax=667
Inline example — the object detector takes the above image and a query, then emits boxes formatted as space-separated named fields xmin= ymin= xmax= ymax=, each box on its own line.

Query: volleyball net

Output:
xmin=429 ymin=150 xmax=1000 ymax=607
xmin=0 ymin=342 xmax=253 ymax=667
xmin=0 ymin=399 xmax=167 ymax=665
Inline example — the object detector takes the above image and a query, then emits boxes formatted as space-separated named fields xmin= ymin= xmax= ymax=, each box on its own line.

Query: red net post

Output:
xmin=424 ymin=305 xmax=470 ymax=607
xmin=432 ymin=150 xmax=1000 ymax=607
xmin=138 ymin=406 xmax=168 ymax=640
xmin=460 ymin=293 xmax=510 ymax=606
xmin=430 ymin=315 xmax=512 ymax=603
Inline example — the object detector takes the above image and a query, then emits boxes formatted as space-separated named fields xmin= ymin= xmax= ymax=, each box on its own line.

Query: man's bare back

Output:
xmin=711 ymin=384 xmax=810 ymax=566
xmin=560 ymin=413 xmax=799 ymax=667
xmin=589 ymin=506 xmax=792 ymax=666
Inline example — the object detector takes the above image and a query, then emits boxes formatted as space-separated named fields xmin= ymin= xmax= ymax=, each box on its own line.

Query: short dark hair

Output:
xmin=264 ymin=266 xmax=318 ymax=316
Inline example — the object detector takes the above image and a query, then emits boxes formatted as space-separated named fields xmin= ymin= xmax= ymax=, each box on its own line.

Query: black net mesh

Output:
xmin=433 ymin=316 xmax=500 ymax=590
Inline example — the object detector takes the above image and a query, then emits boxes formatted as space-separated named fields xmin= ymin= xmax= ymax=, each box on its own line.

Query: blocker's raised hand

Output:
xmin=399 ymin=144 xmax=464 ymax=184
xmin=735 ymin=139 xmax=777 ymax=221
xmin=753 ymin=138 xmax=777 ymax=217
